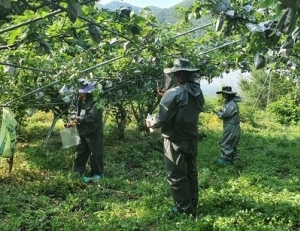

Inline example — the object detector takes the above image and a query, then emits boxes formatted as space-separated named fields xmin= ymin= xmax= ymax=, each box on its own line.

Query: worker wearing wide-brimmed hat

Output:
xmin=68 ymin=79 xmax=103 ymax=182
xmin=147 ymin=58 xmax=205 ymax=216
xmin=214 ymin=86 xmax=241 ymax=165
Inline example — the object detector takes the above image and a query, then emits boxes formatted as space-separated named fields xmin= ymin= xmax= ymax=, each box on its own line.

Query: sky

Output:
xmin=200 ymin=71 xmax=249 ymax=96
xmin=98 ymin=0 xmax=184 ymax=8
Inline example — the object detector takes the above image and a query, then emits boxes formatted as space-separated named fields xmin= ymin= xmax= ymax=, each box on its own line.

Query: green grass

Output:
xmin=1 ymin=111 xmax=300 ymax=230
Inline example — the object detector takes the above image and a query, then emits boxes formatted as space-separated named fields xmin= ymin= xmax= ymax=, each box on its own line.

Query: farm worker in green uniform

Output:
xmin=67 ymin=80 xmax=104 ymax=182
xmin=147 ymin=58 xmax=205 ymax=216
xmin=214 ymin=86 xmax=241 ymax=165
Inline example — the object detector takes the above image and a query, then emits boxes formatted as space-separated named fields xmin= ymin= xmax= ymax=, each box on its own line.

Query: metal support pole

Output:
xmin=251 ymin=70 xmax=271 ymax=113
xmin=0 ymin=10 xmax=61 ymax=35
xmin=266 ymin=70 xmax=272 ymax=117
xmin=199 ymin=40 xmax=240 ymax=56
xmin=45 ymin=0 xmax=120 ymax=37
xmin=42 ymin=108 xmax=69 ymax=152
xmin=80 ymin=56 xmax=123 ymax=73
xmin=0 ymin=0 xmax=96 ymax=35
xmin=1 ymin=80 xmax=60 ymax=107
xmin=173 ymin=23 xmax=212 ymax=38
xmin=80 ymin=23 xmax=213 ymax=73
xmin=0 ymin=61 xmax=56 ymax=74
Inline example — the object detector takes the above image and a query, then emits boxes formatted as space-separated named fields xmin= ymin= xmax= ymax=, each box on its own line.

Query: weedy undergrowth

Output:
xmin=1 ymin=109 xmax=300 ymax=231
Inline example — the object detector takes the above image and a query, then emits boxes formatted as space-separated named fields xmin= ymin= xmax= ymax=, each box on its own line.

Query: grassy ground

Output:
xmin=1 ymin=111 xmax=300 ymax=231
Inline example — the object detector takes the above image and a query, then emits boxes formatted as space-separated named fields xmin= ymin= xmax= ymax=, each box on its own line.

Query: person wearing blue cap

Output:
xmin=67 ymin=80 xmax=103 ymax=182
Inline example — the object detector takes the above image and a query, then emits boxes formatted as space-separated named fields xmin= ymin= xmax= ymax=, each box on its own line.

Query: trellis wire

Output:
xmin=250 ymin=69 xmax=272 ymax=114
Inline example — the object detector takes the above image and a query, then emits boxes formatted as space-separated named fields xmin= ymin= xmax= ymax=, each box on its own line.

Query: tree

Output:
xmin=269 ymin=94 xmax=300 ymax=126
xmin=239 ymin=69 xmax=295 ymax=111
xmin=0 ymin=0 xmax=218 ymax=139
xmin=183 ymin=0 xmax=300 ymax=125
xmin=187 ymin=0 xmax=300 ymax=82
xmin=3 ymin=0 xmax=300 ymax=140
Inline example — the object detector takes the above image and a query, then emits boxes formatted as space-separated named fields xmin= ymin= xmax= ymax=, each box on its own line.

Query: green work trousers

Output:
xmin=220 ymin=124 xmax=240 ymax=161
xmin=164 ymin=138 xmax=198 ymax=215
xmin=74 ymin=130 xmax=103 ymax=176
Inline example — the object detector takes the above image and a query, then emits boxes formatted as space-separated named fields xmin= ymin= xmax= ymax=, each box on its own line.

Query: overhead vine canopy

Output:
xmin=196 ymin=0 xmax=300 ymax=72
xmin=0 ymin=0 xmax=161 ymax=76
xmin=0 ymin=0 xmax=299 ymax=117
xmin=0 ymin=1 xmax=159 ymax=111
xmin=0 ymin=0 xmax=215 ymax=120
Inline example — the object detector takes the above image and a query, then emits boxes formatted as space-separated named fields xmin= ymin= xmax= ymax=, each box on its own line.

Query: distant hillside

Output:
xmin=97 ymin=0 xmax=196 ymax=24
xmin=156 ymin=0 xmax=196 ymax=24
xmin=97 ymin=1 xmax=160 ymax=14
xmin=97 ymin=1 xmax=140 ymax=12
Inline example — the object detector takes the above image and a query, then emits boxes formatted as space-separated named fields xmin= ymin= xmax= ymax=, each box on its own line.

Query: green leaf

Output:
xmin=254 ymin=53 xmax=266 ymax=69
xmin=7 ymin=28 xmax=22 ymax=45
xmin=88 ymin=24 xmax=101 ymax=43
xmin=36 ymin=7 xmax=51 ymax=18
xmin=67 ymin=0 xmax=81 ymax=23
xmin=130 ymin=25 xmax=140 ymax=35
xmin=39 ymin=38 xmax=51 ymax=54
xmin=258 ymin=0 xmax=275 ymax=8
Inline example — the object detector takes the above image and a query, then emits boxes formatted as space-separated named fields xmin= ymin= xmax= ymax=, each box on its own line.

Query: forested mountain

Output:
xmin=97 ymin=0 xmax=196 ymax=23
xmin=155 ymin=0 xmax=196 ymax=24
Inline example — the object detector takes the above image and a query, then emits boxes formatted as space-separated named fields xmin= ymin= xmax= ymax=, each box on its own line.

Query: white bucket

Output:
xmin=60 ymin=126 xmax=81 ymax=149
